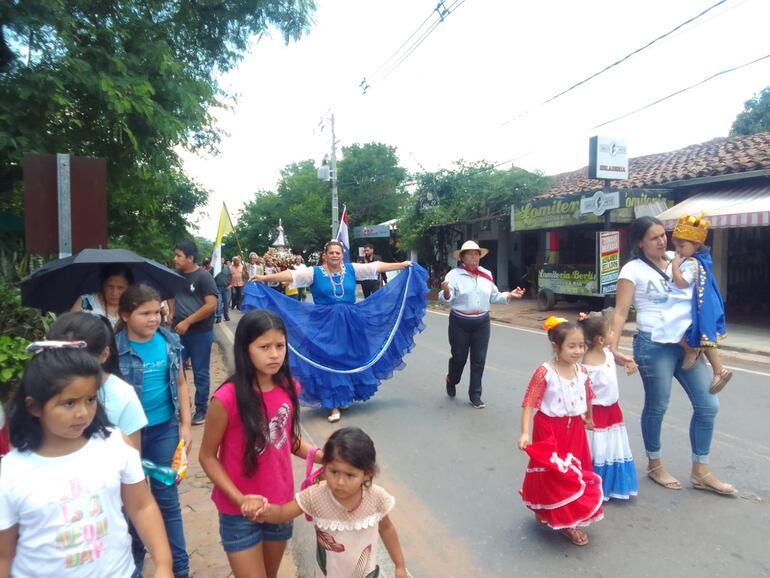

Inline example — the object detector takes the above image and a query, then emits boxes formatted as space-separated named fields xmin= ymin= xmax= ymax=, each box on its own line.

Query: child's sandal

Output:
xmin=681 ymin=349 xmax=702 ymax=370
xmin=561 ymin=527 xmax=589 ymax=546
xmin=709 ymin=369 xmax=733 ymax=394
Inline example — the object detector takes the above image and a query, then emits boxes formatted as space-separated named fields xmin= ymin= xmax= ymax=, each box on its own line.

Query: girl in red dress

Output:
xmin=518 ymin=317 xmax=604 ymax=546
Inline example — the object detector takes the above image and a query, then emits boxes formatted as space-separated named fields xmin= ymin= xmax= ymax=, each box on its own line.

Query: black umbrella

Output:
xmin=21 ymin=248 xmax=188 ymax=313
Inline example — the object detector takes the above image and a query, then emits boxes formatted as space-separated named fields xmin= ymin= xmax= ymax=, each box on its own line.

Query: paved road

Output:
xmin=219 ymin=308 xmax=770 ymax=577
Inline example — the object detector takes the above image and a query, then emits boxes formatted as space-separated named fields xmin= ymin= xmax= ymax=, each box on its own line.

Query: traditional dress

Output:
xmin=685 ymin=248 xmax=727 ymax=348
xmin=241 ymin=263 xmax=427 ymax=409
xmin=584 ymin=348 xmax=638 ymax=501
xmin=296 ymin=482 xmax=395 ymax=578
xmin=520 ymin=363 xmax=604 ymax=529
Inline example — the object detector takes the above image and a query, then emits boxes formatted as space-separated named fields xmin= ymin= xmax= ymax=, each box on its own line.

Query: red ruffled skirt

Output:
xmin=520 ymin=412 xmax=604 ymax=529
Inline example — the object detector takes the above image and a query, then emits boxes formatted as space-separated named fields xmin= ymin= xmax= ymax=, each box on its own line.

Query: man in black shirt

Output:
xmin=172 ymin=240 xmax=218 ymax=424
xmin=360 ymin=243 xmax=387 ymax=298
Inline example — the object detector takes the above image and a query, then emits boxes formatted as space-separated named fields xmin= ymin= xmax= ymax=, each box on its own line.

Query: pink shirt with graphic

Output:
xmin=211 ymin=380 xmax=299 ymax=515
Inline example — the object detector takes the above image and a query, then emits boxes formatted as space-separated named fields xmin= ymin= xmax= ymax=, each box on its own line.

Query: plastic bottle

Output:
xmin=142 ymin=459 xmax=178 ymax=486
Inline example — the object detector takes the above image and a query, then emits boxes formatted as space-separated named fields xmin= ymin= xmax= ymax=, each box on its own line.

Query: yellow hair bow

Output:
xmin=543 ymin=317 xmax=568 ymax=331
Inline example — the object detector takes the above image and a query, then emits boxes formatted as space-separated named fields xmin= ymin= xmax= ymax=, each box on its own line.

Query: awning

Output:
xmin=657 ymin=182 xmax=770 ymax=229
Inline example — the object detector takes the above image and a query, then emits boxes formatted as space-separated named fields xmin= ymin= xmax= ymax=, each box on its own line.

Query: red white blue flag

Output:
xmin=336 ymin=206 xmax=350 ymax=262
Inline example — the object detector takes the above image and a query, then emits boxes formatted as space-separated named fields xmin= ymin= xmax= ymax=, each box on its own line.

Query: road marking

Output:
xmin=427 ymin=309 xmax=770 ymax=377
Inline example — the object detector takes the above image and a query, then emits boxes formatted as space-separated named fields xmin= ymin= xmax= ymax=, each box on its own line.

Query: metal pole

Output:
xmin=331 ymin=113 xmax=339 ymax=239
xmin=57 ymin=153 xmax=72 ymax=258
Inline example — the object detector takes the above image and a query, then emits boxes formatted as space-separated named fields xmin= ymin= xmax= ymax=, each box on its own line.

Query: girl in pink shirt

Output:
xmin=198 ymin=310 xmax=320 ymax=578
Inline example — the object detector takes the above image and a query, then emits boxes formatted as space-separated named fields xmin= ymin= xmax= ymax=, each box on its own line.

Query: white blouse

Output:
xmin=582 ymin=348 xmax=619 ymax=407
xmin=438 ymin=266 xmax=508 ymax=317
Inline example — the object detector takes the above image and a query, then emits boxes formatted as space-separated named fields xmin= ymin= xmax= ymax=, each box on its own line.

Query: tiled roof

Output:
xmin=539 ymin=132 xmax=770 ymax=199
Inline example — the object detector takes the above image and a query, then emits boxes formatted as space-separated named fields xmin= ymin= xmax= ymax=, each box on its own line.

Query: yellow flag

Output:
xmin=213 ymin=203 xmax=235 ymax=275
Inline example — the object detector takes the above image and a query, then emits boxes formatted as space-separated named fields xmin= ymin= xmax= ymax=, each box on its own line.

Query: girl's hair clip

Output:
xmin=25 ymin=341 xmax=88 ymax=355
xmin=543 ymin=317 xmax=568 ymax=331
xmin=577 ymin=312 xmax=589 ymax=322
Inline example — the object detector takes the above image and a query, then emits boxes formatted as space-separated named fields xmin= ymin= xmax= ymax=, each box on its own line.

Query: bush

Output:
xmin=0 ymin=281 xmax=55 ymax=402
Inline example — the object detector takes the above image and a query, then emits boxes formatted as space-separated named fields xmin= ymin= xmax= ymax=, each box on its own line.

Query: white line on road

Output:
xmin=426 ymin=309 xmax=770 ymax=377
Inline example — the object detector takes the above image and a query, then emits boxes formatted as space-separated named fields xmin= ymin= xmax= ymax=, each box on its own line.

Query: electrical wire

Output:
xmin=593 ymin=51 xmax=770 ymax=129
xmin=501 ymin=0 xmax=731 ymax=126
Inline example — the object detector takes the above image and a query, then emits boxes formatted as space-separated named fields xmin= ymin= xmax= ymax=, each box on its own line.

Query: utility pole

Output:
xmin=330 ymin=113 xmax=339 ymax=238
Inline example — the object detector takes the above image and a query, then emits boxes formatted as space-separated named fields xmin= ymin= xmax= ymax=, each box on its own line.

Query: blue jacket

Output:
xmin=115 ymin=325 xmax=183 ymax=417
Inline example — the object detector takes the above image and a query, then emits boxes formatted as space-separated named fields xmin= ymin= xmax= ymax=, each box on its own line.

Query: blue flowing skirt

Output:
xmin=241 ymin=264 xmax=428 ymax=409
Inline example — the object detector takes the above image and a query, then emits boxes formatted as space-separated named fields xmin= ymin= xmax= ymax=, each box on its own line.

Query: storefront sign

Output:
xmin=353 ymin=224 xmax=391 ymax=238
xmin=580 ymin=190 xmax=620 ymax=216
xmin=597 ymin=231 xmax=620 ymax=294
xmin=538 ymin=264 xmax=597 ymax=297
xmin=512 ymin=189 xmax=672 ymax=231
xmin=588 ymin=136 xmax=628 ymax=180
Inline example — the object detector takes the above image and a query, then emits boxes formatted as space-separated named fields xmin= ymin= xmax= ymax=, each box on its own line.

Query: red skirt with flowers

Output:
xmin=520 ymin=412 xmax=604 ymax=529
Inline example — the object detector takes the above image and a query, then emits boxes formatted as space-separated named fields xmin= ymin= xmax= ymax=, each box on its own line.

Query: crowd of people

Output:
xmin=0 ymin=213 xmax=736 ymax=576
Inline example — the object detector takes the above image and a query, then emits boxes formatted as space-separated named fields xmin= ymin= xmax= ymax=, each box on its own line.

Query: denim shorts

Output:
xmin=218 ymin=513 xmax=293 ymax=553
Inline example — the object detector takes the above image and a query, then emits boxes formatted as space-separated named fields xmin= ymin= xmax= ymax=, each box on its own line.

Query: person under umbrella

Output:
xmin=71 ymin=264 xmax=134 ymax=328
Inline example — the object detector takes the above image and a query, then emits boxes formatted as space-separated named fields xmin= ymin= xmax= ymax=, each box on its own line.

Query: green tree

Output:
xmin=337 ymin=143 xmax=408 ymax=226
xmin=398 ymin=161 xmax=551 ymax=249
xmin=0 ymin=1 xmax=316 ymax=262
xmin=730 ymin=85 xmax=770 ymax=136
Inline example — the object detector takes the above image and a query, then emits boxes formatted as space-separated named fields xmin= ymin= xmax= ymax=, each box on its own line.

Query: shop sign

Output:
xmin=353 ymin=224 xmax=391 ymax=238
xmin=588 ymin=136 xmax=628 ymax=180
xmin=580 ymin=190 xmax=620 ymax=216
xmin=538 ymin=264 xmax=597 ymax=297
xmin=597 ymin=231 xmax=620 ymax=294
xmin=512 ymin=189 xmax=672 ymax=231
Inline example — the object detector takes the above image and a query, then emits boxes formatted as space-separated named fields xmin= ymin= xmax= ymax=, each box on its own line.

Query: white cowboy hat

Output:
xmin=452 ymin=240 xmax=489 ymax=261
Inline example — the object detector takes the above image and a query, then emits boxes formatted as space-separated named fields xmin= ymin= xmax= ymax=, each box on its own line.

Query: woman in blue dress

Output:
xmin=243 ymin=240 xmax=427 ymax=422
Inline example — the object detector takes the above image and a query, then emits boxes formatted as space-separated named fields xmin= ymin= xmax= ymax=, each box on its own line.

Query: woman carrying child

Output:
xmin=518 ymin=318 xmax=604 ymax=546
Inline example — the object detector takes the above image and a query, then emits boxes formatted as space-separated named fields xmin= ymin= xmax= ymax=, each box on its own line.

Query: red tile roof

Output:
xmin=539 ymin=132 xmax=770 ymax=199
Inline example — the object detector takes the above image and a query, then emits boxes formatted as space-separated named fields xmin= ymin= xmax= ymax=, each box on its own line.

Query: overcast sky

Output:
xmin=182 ymin=0 xmax=770 ymax=238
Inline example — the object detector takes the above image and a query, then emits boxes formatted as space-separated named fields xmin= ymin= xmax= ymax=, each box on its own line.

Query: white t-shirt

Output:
xmin=0 ymin=430 xmax=145 ymax=578
xmin=78 ymin=294 xmax=119 ymax=328
xmin=100 ymin=374 xmax=148 ymax=436
xmin=617 ymin=252 xmax=695 ymax=339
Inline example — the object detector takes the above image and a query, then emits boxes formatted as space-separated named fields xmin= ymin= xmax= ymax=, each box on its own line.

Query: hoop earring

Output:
xmin=363 ymin=478 xmax=372 ymax=489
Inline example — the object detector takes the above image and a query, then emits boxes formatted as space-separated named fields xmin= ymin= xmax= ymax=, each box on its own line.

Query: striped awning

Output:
xmin=657 ymin=182 xmax=770 ymax=229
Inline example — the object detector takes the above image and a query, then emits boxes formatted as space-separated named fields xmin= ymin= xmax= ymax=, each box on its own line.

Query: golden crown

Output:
xmin=672 ymin=213 xmax=709 ymax=244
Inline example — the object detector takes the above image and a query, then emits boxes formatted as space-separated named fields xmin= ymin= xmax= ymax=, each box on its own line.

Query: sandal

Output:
xmin=690 ymin=472 xmax=737 ymax=496
xmin=681 ymin=349 xmax=702 ymax=370
xmin=647 ymin=465 xmax=682 ymax=490
xmin=561 ymin=527 xmax=589 ymax=546
xmin=327 ymin=409 xmax=341 ymax=423
xmin=709 ymin=369 xmax=733 ymax=394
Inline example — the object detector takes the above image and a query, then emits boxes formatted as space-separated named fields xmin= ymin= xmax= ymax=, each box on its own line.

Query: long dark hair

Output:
xmin=629 ymin=216 xmax=664 ymax=258
xmin=226 ymin=310 xmax=300 ymax=476
xmin=48 ymin=312 xmax=123 ymax=378
xmin=576 ymin=313 xmax=607 ymax=349
xmin=322 ymin=427 xmax=378 ymax=476
xmin=9 ymin=348 xmax=110 ymax=451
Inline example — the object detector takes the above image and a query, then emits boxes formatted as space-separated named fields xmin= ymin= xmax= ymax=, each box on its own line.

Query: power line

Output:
xmin=593 ymin=51 xmax=770 ymax=129
xmin=363 ymin=0 xmax=469 ymax=91
xmin=501 ymin=0 xmax=731 ymax=125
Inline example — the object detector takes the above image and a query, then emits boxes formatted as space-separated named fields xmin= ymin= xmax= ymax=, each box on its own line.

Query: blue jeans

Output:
xmin=218 ymin=513 xmax=293 ymax=553
xmin=216 ymin=287 xmax=230 ymax=321
xmin=180 ymin=330 xmax=214 ymax=416
xmin=131 ymin=418 xmax=189 ymax=577
xmin=633 ymin=331 xmax=719 ymax=464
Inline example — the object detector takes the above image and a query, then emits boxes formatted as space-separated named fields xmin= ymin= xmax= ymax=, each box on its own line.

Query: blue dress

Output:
xmin=241 ymin=263 xmax=428 ymax=409
xmin=685 ymin=248 xmax=726 ymax=348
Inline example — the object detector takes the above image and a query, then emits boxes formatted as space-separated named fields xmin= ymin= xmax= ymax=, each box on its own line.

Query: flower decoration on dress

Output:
xmin=25 ymin=340 xmax=87 ymax=355
xmin=543 ymin=317 xmax=568 ymax=331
